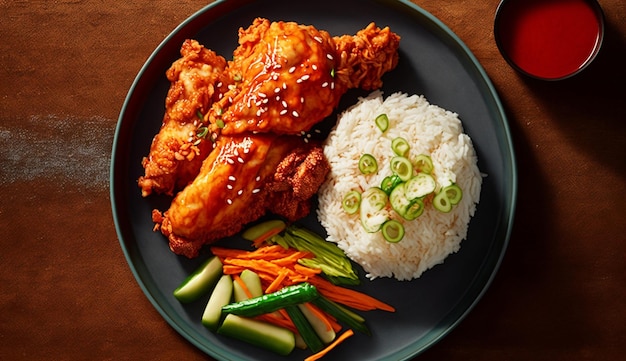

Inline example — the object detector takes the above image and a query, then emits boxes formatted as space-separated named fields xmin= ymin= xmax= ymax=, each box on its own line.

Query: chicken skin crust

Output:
xmin=138 ymin=40 xmax=231 ymax=196
xmin=153 ymin=134 xmax=330 ymax=258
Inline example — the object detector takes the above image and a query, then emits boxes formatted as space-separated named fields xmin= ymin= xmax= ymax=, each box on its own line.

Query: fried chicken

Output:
xmin=138 ymin=40 xmax=231 ymax=196
xmin=153 ymin=134 xmax=329 ymax=258
xmin=142 ymin=19 xmax=400 ymax=257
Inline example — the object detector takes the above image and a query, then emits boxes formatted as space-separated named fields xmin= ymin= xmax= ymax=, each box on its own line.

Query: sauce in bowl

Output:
xmin=495 ymin=0 xmax=604 ymax=80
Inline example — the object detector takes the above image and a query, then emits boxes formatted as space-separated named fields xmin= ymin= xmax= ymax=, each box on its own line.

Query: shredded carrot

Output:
xmin=232 ymin=274 xmax=253 ymax=299
xmin=265 ymin=268 xmax=289 ymax=294
xmin=304 ymin=329 xmax=355 ymax=361
xmin=308 ymin=277 xmax=396 ymax=312
xmin=255 ymin=312 xmax=297 ymax=333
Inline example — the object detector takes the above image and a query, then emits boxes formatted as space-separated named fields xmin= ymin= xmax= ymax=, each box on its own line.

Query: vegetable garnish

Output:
xmin=391 ymin=136 xmax=410 ymax=157
xmin=380 ymin=174 xmax=403 ymax=195
xmin=342 ymin=190 xmax=361 ymax=215
xmin=304 ymin=329 xmax=355 ymax=361
xmin=375 ymin=113 xmax=389 ymax=132
xmin=381 ymin=220 xmax=405 ymax=243
xmin=390 ymin=156 xmax=413 ymax=181
xmin=413 ymin=154 xmax=434 ymax=174
xmin=358 ymin=153 xmax=378 ymax=174
xmin=222 ymin=283 xmax=320 ymax=318
xmin=433 ymin=183 xmax=463 ymax=212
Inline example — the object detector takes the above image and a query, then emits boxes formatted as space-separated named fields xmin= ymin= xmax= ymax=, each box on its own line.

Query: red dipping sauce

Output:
xmin=495 ymin=0 xmax=604 ymax=80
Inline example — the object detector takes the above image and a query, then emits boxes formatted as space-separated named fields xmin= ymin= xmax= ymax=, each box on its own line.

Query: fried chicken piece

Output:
xmin=154 ymin=134 xmax=329 ymax=258
xmin=138 ymin=40 xmax=230 ymax=196
xmin=205 ymin=18 xmax=400 ymax=136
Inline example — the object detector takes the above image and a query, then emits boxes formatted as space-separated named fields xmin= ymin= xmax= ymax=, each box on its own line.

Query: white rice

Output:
xmin=317 ymin=91 xmax=482 ymax=280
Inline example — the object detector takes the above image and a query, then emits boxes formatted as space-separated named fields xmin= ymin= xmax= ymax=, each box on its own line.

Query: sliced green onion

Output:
xmin=358 ymin=154 xmax=378 ymax=175
xmin=413 ymin=154 xmax=434 ymax=174
xmin=196 ymin=109 xmax=204 ymax=119
xmin=433 ymin=190 xmax=452 ymax=213
xmin=389 ymin=183 xmax=410 ymax=218
xmin=381 ymin=220 xmax=405 ymax=243
xmin=390 ymin=156 xmax=413 ymax=181
xmin=443 ymin=184 xmax=463 ymax=205
xmin=342 ymin=190 xmax=361 ymax=214
xmin=380 ymin=174 xmax=403 ymax=195
xmin=196 ymin=126 xmax=209 ymax=139
xmin=216 ymin=119 xmax=225 ymax=129
xmin=375 ymin=114 xmax=389 ymax=132
xmin=405 ymin=173 xmax=436 ymax=199
xmin=391 ymin=137 xmax=410 ymax=157
xmin=404 ymin=198 xmax=425 ymax=220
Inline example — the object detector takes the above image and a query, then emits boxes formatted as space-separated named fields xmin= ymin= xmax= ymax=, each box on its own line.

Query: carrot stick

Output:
xmin=304 ymin=329 xmax=355 ymax=361
xmin=308 ymin=277 xmax=395 ymax=312
xmin=232 ymin=274 xmax=253 ymax=299
xmin=252 ymin=227 xmax=284 ymax=248
xmin=265 ymin=268 xmax=289 ymax=294
xmin=255 ymin=313 xmax=297 ymax=333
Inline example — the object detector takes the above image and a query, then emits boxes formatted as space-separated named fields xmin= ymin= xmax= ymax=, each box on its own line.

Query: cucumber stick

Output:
xmin=298 ymin=303 xmax=336 ymax=344
xmin=201 ymin=275 xmax=233 ymax=331
xmin=218 ymin=314 xmax=295 ymax=356
xmin=233 ymin=269 xmax=263 ymax=302
xmin=173 ymin=256 xmax=223 ymax=303
xmin=285 ymin=305 xmax=324 ymax=353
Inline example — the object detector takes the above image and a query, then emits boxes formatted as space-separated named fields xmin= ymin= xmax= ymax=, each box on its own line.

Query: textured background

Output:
xmin=1 ymin=0 xmax=624 ymax=360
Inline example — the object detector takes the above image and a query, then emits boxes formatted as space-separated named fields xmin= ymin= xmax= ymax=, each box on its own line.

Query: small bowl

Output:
xmin=494 ymin=0 xmax=605 ymax=81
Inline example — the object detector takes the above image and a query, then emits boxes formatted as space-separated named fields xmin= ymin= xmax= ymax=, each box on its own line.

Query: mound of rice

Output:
xmin=317 ymin=91 xmax=482 ymax=280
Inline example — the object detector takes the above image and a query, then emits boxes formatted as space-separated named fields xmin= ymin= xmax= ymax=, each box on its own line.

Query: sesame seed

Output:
xmin=255 ymin=176 xmax=261 ymax=182
xmin=322 ymin=82 xmax=328 ymax=88
xmin=187 ymin=137 xmax=194 ymax=143
xmin=331 ymin=82 xmax=335 ymax=89
xmin=274 ymin=87 xmax=280 ymax=93
xmin=217 ymin=82 xmax=223 ymax=87
xmin=227 ymin=184 xmax=233 ymax=190
xmin=301 ymin=131 xmax=306 ymax=135
xmin=326 ymin=53 xmax=334 ymax=60
xmin=296 ymin=79 xmax=302 ymax=84
xmin=244 ymin=148 xmax=250 ymax=154
xmin=193 ymin=139 xmax=202 ymax=146
xmin=188 ymin=131 xmax=194 ymax=137
xmin=304 ymin=138 xmax=309 ymax=143
xmin=252 ymin=188 xmax=261 ymax=194
xmin=282 ymin=82 xmax=287 ymax=89
xmin=300 ymin=97 xmax=305 ymax=103
xmin=256 ymin=109 xmax=262 ymax=117
xmin=282 ymin=100 xmax=288 ymax=108
xmin=218 ymin=93 xmax=223 ymax=99
xmin=234 ymin=149 xmax=239 ymax=156
xmin=237 ymin=189 xmax=243 ymax=196
xmin=314 ymin=36 xmax=323 ymax=43
xmin=193 ymin=120 xmax=198 ymax=126
xmin=301 ymin=74 xmax=310 ymax=81
xmin=314 ymin=129 xmax=321 ymax=133
xmin=276 ymin=95 xmax=281 ymax=101
xmin=228 ymin=176 xmax=236 ymax=181
xmin=292 ymin=110 xmax=299 ymax=117
xmin=228 ymin=96 xmax=233 ymax=103
xmin=279 ymin=109 xmax=287 ymax=115
xmin=312 ymin=64 xmax=318 ymax=71
xmin=258 ymin=92 xmax=267 ymax=98
xmin=289 ymin=66 xmax=296 ymax=73
xmin=226 ymin=199 xmax=233 ymax=205
xmin=226 ymin=158 xmax=235 ymax=164
xmin=237 ymin=157 xmax=245 ymax=163
xmin=262 ymin=98 xmax=269 ymax=104
xmin=272 ymin=74 xmax=279 ymax=81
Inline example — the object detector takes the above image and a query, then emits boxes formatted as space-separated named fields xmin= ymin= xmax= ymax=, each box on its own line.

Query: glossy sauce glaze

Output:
xmin=495 ymin=0 xmax=604 ymax=80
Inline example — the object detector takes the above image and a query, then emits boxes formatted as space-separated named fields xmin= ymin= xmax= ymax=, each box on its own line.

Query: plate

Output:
xmin=110 ymin=0 xmax=517 ymax=360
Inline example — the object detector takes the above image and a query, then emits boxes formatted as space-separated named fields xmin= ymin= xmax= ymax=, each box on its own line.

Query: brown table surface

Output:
xmin=2 ymin=0 xmax=625 ymax=360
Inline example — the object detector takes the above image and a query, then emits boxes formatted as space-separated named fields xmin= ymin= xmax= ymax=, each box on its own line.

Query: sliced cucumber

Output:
xmin=405 ymin=173 xmax=436 ymax=199
xmin=390 ymin=156 xmax=413 ymax=181
xmin=217 ymin=314 xmax=295 ymax=356
xmin=234 ymin=269 xmax=263 ymax=302
xmin=360 ymin=187 xmax=388 ymax=233
xmin=298 ymin=303 xmax=336 ymax=344
xmin=173 ymin=256 xmax=223 ymax=303
xmin=389 ymin=183 xmax=410 ymax=218
xmin=201 ymin=274 xmax=233 ymax=331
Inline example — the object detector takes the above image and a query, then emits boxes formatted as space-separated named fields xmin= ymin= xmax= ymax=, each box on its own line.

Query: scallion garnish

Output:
xmin=342 ymin=190 xmax=361 ymax=214
xmin=390 ymin=156 xmax=413 ymax=181
xmin=381 ymin=220 xmax=404 ymax=243
xmin=391 ymin=137 xmax=410 ymax=157
xmin=358 ymin=154 xmax=378 ymax=175
xmin=375 ymin=114 xmax=389 ymax=132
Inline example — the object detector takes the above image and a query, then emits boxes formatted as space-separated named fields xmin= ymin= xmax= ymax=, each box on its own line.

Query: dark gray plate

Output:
xmin=110 ymin=0 xmax=517 ymax=360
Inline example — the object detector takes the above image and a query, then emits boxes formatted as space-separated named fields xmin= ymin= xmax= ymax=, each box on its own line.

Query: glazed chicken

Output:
xmin=142 ymin=18 xmax=400 ymax=257
xmin=137 ymin=40 xmax=231 ymax=196
xmin=153 ymin=134 xmax=329 ymax=258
